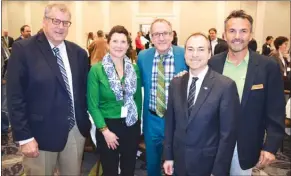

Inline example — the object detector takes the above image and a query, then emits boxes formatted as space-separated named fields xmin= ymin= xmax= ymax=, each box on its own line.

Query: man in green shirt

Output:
xmin=209 ymin=10 xmax=285 ymax=175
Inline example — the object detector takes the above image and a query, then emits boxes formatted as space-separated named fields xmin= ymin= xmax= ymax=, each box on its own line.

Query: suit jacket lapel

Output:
xmin=65 ymin=41 xmax=78 ymax=97
xmin=241 ymin=51 xmax=259 ymax=108
xmin=187 ymin=69 xmax=214 ymax=127
xmin=145 ymin=48 xmax=156 ymax=95
xmin=181 ymin=73 xmax=190 ymax=119
xmin=215 ymin=52 xmax=228 ymax=74
xmin=36 ymin=32 xmax=67 ymax=91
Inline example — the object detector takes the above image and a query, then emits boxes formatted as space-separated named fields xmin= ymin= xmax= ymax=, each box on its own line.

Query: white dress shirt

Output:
xmin=211 ymin=38 xmax=218 ymax=55
xmin=187 ymin=66 xmax=209 ymax=105
xmin=19 ymin=41 xmax=75 ymax=145
xmin=279 ymin=51 xmax=287 ymax=76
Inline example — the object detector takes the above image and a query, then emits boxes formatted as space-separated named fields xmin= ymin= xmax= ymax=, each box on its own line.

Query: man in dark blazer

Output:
xmin=208 ymin=28 xmax=226 ymax=56
xmin=248 ymin=38 xmax=257 ymax=52
xmin=163 ymin=32 xmax=240 ymax=176
xmin=2 ymin=30 xmax=14 ymax=52
xmin=14 ymin=25 xmax=31 ymax=42
xmin=262 ymin=36 xmax=273 ymax=56
xmin=208 ymin=10 xmax=285 ymax=175
xmin=7 ymin=3 xmax=90 ymax=175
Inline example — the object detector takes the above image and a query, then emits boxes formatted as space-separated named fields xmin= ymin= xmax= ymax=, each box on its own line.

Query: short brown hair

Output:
xmin=208 ymin=28 xmax=217 ymax=33
xmin=107 ymin=25 xmax=130 ymax=44
xmin=20 ymin=25 xmax=30 ymax=33
xmin=273 ymin=36 xmax=289 ymax=50
xmin=184 ymin=32 xmax=211 ymax=52
xmin=224 ymin=10 xmax=253 ymax=32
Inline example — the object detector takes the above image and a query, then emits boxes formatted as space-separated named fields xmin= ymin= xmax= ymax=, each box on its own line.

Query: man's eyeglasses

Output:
xmin=45 ymin=16 xmax=72 ymax=27
xmin=151 ymin=31 xmax=172 ymax=38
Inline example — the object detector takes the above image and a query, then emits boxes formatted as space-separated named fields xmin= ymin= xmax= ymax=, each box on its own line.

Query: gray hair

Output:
xmin=150 ymin=18 xmax=173 ymax=34
xmin=44 ymin=3 xmax=71 ymax=19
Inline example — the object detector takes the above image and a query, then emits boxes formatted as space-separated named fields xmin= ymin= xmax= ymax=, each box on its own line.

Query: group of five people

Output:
xmin=7 ymin=3 xmax=285 ymax=176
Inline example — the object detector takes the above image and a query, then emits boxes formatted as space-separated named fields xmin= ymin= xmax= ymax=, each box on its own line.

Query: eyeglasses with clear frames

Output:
xmin=151 ymin=31 xmax=172 ymax=38
xmin=45 ymin=16 xmax=72 ymax=27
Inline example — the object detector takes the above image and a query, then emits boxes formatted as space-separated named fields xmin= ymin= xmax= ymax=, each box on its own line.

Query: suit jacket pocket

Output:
xmin=29 ymin=114 xmax=43 ymax=122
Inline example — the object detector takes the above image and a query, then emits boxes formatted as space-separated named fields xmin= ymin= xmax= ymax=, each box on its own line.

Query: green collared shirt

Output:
xmin=223 ymin=52 xmax=249 ymax=101
xmin=87 ymin=62 xmax=142 ymax=129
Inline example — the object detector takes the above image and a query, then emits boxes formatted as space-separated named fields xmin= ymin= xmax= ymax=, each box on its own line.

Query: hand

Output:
xmin=175 ymin=70 xmax=188 ymax=78
xmin=256 ymin=150 xmax=276 ymax=168
xmin=20 ymin=139 xmax=39 ymax=158
xmin=163 ymin=160 xmax=174 ymax=175
xmin=102 ymin=129 xmax=119 ymax=150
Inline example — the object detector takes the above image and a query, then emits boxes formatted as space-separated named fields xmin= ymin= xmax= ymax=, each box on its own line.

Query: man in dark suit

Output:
xmin=262 ymin=36 xmax=273 ymax=56
xmin=7 ymin=3 xmax=90 ymax=175
xmin=208 ymin=10 xmax=285 ymax=175
xmin=163 ymin=32 xmax=240 ymax=176
xmin=14 ymin=25 xmax=31 ymax=42
xmin=2 ymin=30 xmax=14 ymax=52
xmin=248 ymin=38 xmax=257 ymax=52
xmin=208 ymin=28 xmax=226 ymax=56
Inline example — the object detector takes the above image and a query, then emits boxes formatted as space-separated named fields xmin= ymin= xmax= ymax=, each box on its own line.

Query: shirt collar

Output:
xmin=48 ymin=40 xmax=65 ymax=50
xmin=154 ymin=46 xmax=174 ymax=58
xmin=211 ymin=38 xmax=218 ymax=42
xmin=226 ymin=50 xmax=250 ymax=65
xmin=189 ymin=65 xmax=209 ymax=81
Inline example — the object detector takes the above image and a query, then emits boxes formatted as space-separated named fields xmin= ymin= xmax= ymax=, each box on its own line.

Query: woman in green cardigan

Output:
xmin=87 ymin=25 xmax=142 ymax=176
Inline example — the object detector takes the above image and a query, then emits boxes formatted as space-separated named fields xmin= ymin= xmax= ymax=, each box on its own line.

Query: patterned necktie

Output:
xmin=187 ymin=77 xmax=199 ymax=115
xmin=156 ymin=55 xmax=166 ymax=117
xmin=52 ymin=47 xmax=75 ymax=130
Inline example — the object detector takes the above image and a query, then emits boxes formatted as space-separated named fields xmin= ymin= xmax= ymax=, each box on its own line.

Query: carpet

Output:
xmin=2 ymin=132 xmax=291 ymax=176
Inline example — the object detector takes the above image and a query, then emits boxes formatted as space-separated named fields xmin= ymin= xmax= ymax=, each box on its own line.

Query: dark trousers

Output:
xmin=96 ymin=118 xmax=140 ymax=176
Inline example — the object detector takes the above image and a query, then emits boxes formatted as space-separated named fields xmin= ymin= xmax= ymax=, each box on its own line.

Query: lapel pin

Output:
xmin=203 ymin=87 xmax=208 ymax=90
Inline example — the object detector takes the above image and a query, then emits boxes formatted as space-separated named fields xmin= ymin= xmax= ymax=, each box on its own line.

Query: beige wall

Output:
xmin=263 ymin=1 xmax=290 ymax=44
xmin=2 ymin=1 xmax=290 ymax=52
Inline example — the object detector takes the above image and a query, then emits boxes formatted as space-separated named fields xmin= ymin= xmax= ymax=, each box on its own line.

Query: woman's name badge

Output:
xmin=121 ymin=106 xmax=128 ymax=118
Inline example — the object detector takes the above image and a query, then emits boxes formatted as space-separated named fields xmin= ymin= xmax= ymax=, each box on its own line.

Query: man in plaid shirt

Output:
xmin=137 ymin=19 xmax=187 ymax=176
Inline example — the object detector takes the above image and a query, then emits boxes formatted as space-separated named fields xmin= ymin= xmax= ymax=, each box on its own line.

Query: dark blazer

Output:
xmin=164 ymin=68 xmax=240 ymax=176
xmin=1 ymin=36 xmax=14 ymax=48
xmin=7 ymin=32 xmax=91 ymax=152
xmin=214 ymin=40 xmax=228 ymax=55
xmin=210 ymin=38 xmax=225 ymax=56
xmin=262 ymin=43 xmax=271 ymax=56
xmin=248 ymin=39 xmax=257 ymax=52
xmin=208 ymin=50 xmax=285 ymax=169
xmin=14 ymin=36 xmax=22 ymax=43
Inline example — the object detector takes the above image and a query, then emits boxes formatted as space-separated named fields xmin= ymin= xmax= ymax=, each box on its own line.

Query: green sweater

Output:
xmin=87 ymin=62 xmax=142 ymax=129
